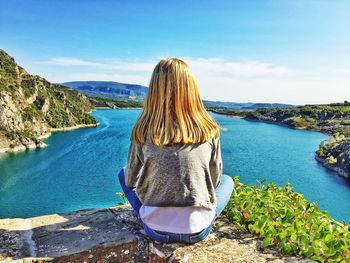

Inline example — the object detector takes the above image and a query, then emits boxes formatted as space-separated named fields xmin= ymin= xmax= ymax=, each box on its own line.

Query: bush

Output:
xmin=22 ymin=105 xmax=42 ymax=122
xmin=292 ymin=116 xmax=315 ymax=128
xmin=115 ymin=192 xmax=129 ymax=206
xmin=224 ymin=177 xmax=350 ymax=262
xmin=326 ymin=155 xmax=337 ymax=165
xmin=21 ymin=78 xmax=37 ymax=97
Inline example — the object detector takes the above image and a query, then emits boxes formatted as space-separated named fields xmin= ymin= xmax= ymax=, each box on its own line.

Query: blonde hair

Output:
xmin=131 ymin=58 xmax=220 ymax=146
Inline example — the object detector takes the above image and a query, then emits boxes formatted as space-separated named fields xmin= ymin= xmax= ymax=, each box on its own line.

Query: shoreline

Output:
xmin=211 ymin=110 xmax=330 ymax=135
xmin=93 ymin=106 xmax=142 ymax=110
xmin=50 ymin=122 xmax=99 ymax=132
xmin=244 ymin=117 xmax=328 ymax=135
xmin=0 ymin=140 xmax=48 ymax=155
xmin=0 ymin=122 xmax=100 ymax=155
xmin=216 ymin=111 xmax=350 ymax=181
xmin=314 ymin=155 xmax=349 ymax=179
xmin=0 ymin=106 xmax=140 ymax=155
xmin=207 ymin=109 xmax=244 ymax=119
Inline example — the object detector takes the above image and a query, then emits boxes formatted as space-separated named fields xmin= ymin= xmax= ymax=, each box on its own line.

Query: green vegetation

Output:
xmin=5 ymin=130 xmax=36 ymax=141
xmin=89 ymin=96 xmax=144 ymax=108
xmin=290 ymin=116 xmax=317 ymax=129
xmin=215 ymin=103 xmax=350 ymax=137
xmin=0 ymin=49 xmax=98 ymax=150
xmin=326 ymin=155 xmax=337 ymax=165
xmin=43 ymin=85 xmax=97 ymax=128
xmin=115 ymin=192 xmax=129 ymax=206
xmin=21 ymin=77 xmax=37 ymax=97
xmin=22 ymin=105 xmax=42 ymax=122
xmin=0 ymin=49 xmax=18 ymax=79
xmin=224 ymin=177 xmax=350 ymax=262
xmin=9 ymin=143 xmax=16 ymax=149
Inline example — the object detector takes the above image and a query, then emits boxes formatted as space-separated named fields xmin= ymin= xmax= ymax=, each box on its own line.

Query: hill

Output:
xmin=62 ymin=81 xmax=148 ymax=101
xmin=241 ymin=103 xmax=295 ymax=110
xmin=61 ymin=82 xmax=295 ymax=110
xmin=0 ymin=50 xmax=97 ymax=153
xmin=244 ymin=104 xmax=350 ymax=136
xmin=204 ymin=101 xmax=294 ymax=109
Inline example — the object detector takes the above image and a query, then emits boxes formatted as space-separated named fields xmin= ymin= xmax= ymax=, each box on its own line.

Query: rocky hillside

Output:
xmin=89 ymin=96 xmax=143 ymax=109
xmin=243 ymin=104 xmax=350 ymax=136
xmin=316 ymin=134 xmax=350 ymax=179
xmin=0 ymin=50 xmax=97 ymax=153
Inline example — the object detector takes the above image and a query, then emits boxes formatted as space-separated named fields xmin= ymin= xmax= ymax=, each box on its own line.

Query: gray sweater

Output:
xmin=125 ymin=136 xmax=223 ymax=210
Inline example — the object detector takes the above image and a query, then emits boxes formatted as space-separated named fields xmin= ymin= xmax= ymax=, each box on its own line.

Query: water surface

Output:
xmin=0 ymin=110 xmax=349 ymax=222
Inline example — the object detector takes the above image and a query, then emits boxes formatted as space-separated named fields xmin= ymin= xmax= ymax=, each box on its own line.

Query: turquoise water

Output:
xmin=0 ymin=110 xmax=349 ymax=222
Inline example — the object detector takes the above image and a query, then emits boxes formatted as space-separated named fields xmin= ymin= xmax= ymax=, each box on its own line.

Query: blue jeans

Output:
xmin=118 ymin=168 xmax=234 ymax=244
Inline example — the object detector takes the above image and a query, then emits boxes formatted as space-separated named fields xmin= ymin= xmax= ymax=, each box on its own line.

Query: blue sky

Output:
xmin=1 ymin=0 xmax=350 ymax=104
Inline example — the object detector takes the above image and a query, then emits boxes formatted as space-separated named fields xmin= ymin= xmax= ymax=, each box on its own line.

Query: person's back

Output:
xmin=118 ymin=58 xmax=234 ymax=244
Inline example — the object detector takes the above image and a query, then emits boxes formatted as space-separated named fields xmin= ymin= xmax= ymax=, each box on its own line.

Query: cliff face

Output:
xmin=0 ymin=50 xmax=97 ymax=153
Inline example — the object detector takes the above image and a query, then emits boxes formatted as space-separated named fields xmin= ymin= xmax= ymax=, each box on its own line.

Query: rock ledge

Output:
xmin=0 ymin=206 xmax=314 ymax=263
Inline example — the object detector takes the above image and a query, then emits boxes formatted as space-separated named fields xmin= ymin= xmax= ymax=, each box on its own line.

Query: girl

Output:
xmin=118 ymin=58 xmax=234 ymax=244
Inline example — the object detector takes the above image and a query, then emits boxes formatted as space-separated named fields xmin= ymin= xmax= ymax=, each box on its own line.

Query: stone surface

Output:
xmin=0 ymin=206 xmax=314 ymax=263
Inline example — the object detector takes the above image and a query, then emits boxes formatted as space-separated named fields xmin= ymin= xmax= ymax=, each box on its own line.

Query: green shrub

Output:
xmin=21 ymin=78 xmax=37 ymax=97
xmin=224 ymin=177 xmax=350 ymax=262
xmin=326 ymin=156 xmax=337 ymax=165
xmin=292 ymin=116 xmax=315 ymax=128
xmin=115 ymin=192 xmax=129 ymax=206
xmin=9 ymin=143 xmax=16 ymax=149
xmin=89 ymin=96 xmax=144 ymax=108
xmin=318 ymin=147 xmax=325 ymax=157
xmin=22 ymin=105 xmax=42 ymax=122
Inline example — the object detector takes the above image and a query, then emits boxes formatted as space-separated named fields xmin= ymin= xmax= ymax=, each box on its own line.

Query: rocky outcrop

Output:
xmin=0 ymin=50 xmax=98 ymax=154
xmin=315 ymin=138 xmax=350 ymax=179
xmin=315 ymin=155 xmax=349 ymax=179
xmin=0 ymin=206 xmax=314 ymax=263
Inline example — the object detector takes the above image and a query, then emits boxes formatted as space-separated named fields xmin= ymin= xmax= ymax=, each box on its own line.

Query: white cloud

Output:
xmin=184 ymin=58 xmax=294 ymax=78
xmin=48 ymin=57 xmax=104 ymax=67
xmin=42 ymin=57 xmax=350 ymax=105
xmin=46 ymin=57 xmax=154 ymax=72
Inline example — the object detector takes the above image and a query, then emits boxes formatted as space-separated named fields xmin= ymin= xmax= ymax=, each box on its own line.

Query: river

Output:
xmin=0 ymin=109 xmax=349 ymax=222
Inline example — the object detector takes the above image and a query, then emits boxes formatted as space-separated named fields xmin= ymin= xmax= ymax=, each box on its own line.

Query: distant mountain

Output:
xmin=62 ymin=81 xmax=148 ymax=100
xmin=61 ymin=82 xmax=295 ymax=110
xmin=203 ymin=101 xmax=294 ymax=109
xmin=241 ymin=103 xmax=295 ymax=110
xmin=203 ymin=100 xmax=253 ymax=109
xmin=0 ymin=50 xmax=97 ymax=153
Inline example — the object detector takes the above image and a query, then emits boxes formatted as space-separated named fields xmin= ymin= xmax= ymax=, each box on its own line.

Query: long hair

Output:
xmin=131 ymin=58 xmax=220 ymax=146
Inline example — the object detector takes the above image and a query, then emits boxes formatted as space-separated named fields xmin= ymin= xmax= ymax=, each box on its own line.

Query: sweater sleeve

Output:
xmin=125 ymin=142 xmax=144 ymax=188
xmin=209 ymin=136 xmax=223 ymax=189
